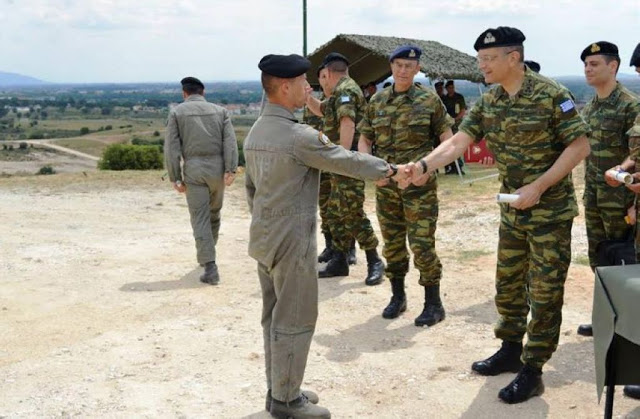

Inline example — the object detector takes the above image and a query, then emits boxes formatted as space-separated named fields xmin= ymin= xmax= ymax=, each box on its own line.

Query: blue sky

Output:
xmin=0 ymin=0 xmax=638 ymax=83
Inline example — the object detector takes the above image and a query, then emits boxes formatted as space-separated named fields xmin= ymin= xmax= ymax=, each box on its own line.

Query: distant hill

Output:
xmin=0 ymin=71 xmax=47 ymax=87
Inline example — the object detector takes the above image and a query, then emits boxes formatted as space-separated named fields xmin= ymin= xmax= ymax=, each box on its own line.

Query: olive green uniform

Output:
xmin=164 ymin=94 xmax=238 ymax=265
xmin=458 ymin=68 xmax=590 ymax=369
xmin=244 ymin=103 xmax=389 ymax=402
xmin=321 ymin=76 xmax=378 ymax=253
xmin=359 ymin=84 xmax=453 ymax=284
xmin=582 ymin=82 xmax=640 ymax=269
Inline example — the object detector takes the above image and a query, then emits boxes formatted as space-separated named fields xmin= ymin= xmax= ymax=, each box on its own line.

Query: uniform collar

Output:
xmin=262 ymin=102 xmax=298 ymax=122
xmin=334 ymin=76 xmax=350 ymax=92
xmin=494 ymin=67 xmax=535 ymax=101
xmin=185 ymin=94 xmax=206 ymax=102
xmin=593 ymin=82 xmax=622 ymax=106
xmin=384 ymin=83 xmax=419 ymax=103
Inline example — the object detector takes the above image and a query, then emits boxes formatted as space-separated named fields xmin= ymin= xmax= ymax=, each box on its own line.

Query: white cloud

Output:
xmin=0 ymin=0 xmax=637 ymax=82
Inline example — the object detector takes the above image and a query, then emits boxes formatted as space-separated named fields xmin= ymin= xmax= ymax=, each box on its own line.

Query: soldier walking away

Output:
xmin=577 ymin=41 xmax=640 ymax=338
xmin=405 ymin=27 xmax=590 ymax=403
xmin=359 ymin=45 xmax=454 ymax=326
xmin=164 ymin=76 xmax=238 ymax=285
xmin=306 ymin=52 xmax=385 ymax=285
xmin=244 ymin=53 xmax=408 ymax=418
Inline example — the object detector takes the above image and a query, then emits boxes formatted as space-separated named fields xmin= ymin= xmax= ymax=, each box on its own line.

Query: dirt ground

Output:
xmin=1 ymin=163 xmax=639 ymax=418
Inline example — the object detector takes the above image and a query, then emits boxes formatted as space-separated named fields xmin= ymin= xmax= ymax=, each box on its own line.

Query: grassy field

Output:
xmin=51 ymin=139 xmax=115 ymax=157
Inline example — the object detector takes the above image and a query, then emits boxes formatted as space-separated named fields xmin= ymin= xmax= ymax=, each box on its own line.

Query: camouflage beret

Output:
xmin=258 ymin=54 xmax=311 ymax=78
xmin=524 ymin=60 xmax=541 ymax=73
xmin=580 ymin=41 xmax=619 ymax=62
xmin=630 ymin=43 xmax=640 ymax=67
xmin=180 ymin=76 xmax=204 ymax=90
xmin=474 ymin=27 xmax=525 ymax=51
xmin=389 ymin=45 xmax=422 ymax=62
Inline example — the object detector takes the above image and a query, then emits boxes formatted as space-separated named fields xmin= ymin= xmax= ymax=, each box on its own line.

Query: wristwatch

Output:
xmin=419 ymin=159 xmax=428 ymax=175
xmin=386 ymin=164 xmax=398 ymax=178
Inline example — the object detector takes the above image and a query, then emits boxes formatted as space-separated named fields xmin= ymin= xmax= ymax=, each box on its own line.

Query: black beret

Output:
xmin=524 ymin=60 xmax=541 ymax=73
xmin=474 ymin=27 xmax=525 ymax=51
xmin=434 ymin=81 xmax=444 ymax=87
xmin=389 ymin=45 xmax=422 ymax=61
xmin=630 ymin=43 xmax=640 ymax=67
xmin=580 ymin=41 xmax=619 ymax=62
xmin=321 ymin=52 xmax=349 ymax=68
xmin=180 ymin=76 xmax=204 ymax=89
xmin=258 ymin=54 xmax=311 ymax=78
xmin=445 ymin=80 xmax=454 ymax=87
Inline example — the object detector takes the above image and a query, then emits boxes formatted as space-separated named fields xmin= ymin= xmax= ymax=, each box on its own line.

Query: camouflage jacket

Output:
xmin=321 ymin=76 xmax=365 ymax=151
xmin=628 ymin=114 xmax=640 ymax=161
xmin=459 ymin=68 xmax=590 ymax=226
xmin=582 ymin=82 xmax=640 ymax=208
xmin=359 ymin=83 xmax=453 ymax=190
xmin=303 ymin=93 xmax=325 ymax=131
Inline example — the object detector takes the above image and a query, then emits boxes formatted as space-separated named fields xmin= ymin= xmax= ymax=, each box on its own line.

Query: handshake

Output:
xmin=380 ymin=160 xmax=431 ymax=188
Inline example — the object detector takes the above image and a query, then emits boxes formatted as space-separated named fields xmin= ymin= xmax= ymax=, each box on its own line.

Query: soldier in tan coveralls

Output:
xmin=576 ymin=42 xmax=640 ymax=338
xmin=404 ymin=27 xmax=590 ymax=404
xmin=164 ymin=77 xmax=238 ymax=285
xmin=244 ymin=53 xmax=406 ymax=418
xmin=607 ymin=41 xmax=640 ymax=401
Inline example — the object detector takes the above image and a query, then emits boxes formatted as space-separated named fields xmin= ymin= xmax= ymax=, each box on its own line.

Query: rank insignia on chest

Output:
xmin=559 ymin=99 xmax=575 ymax=113
xmin=318 ymin=132 xmax=331 ymax=146
xmin=340 ymin=95 xmax=350 ymax=103
xmin=376 ymin=111 xmax=386 ymax=117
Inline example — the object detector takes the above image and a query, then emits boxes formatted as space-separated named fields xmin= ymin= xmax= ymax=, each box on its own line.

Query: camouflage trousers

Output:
xmin=494 ymin=218 xmax=572 ymax=370
xmin=327 ymin=174 xmax=379 ymax=253
xmin=375 ymin=182 xmax=441 ymax=285
xmin=585 ymin=205 xmax=632 ymax=269
xmin=318 ymin=171 xmax=332 ymax=236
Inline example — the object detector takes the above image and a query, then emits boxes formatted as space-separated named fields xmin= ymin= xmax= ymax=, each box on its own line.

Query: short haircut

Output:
xmin=327 ymin=60 xmax=348 ymax=74
xmin=261 ymin=73 xmax=284 ymax=96
xmin=603 ymin=55 xmax=621 ymax=74
xmin=182 ymin=84 xmax=204 ymax=95
xmin=505 ymin=45 xmax=524 ymax=63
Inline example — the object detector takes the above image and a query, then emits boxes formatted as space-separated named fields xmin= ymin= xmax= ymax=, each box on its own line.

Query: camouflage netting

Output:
xmin=307 ymin=34 xmax=483 ymax=85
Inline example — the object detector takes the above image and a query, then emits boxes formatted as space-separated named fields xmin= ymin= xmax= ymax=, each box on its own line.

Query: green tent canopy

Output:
xmin=306 ymin=33 xmax=484 ymax=86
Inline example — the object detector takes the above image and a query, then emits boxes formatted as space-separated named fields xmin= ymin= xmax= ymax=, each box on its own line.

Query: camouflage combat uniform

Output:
xmin=303 ymin=99 xmax=330 ymax=236
xmin=322 ymin=76 xmax=378 ymax=253
xmin=458 ymin=68 xmax=590 ymax=369
xmin=582 ymin=82 xmax=640 ymax=269
xmin=359 ymin=83 xmax=453 ymax=284
xmin=441 ymin=92 xmax=467 ymax=133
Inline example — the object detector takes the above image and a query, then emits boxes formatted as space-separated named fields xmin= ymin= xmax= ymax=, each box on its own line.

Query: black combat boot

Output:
xmin=200 ymin=261 xmax=219 ymax=285
xmin=347 ymin=239 xmax=357 ymax=265
xmin=624 ymin=385 xmax=640 ymax=399
xmin=471 ymin=340 xmax=524 ymax=376
xmin=577 ymin=324 xmax=593 ymax=337
xmin=265 ymin=389 xmax=319 ymax=412
xmin=498 ymin=364 xmax=545 ymax=404
xmin=382 ymin=278 xmax=407 ymax=319
xmin=414 ymin=284 xmax=445 ymax=327
xmin=364 ymin=248 xmax=385 ymax=286
xmin=270 ymin=393 xmax=331 ymax=419
xmin=318 ymin=251 xmax=349 ymax=278
xmin=318 ymin=232 xmax=334 ymax=263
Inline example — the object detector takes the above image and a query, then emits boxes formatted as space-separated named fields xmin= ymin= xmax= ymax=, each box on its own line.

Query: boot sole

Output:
xmin=382 ymin=304 xmax=407 ymax=319
xmin=471 ymin=361 xmax=523 ymax=376
xmin=414 ymin=312 xmax=446 ymax=327
xmin=499 ymin=382 xmax=545 ymax=404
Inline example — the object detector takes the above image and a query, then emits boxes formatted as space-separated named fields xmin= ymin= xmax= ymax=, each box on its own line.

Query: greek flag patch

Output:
xmin=559 ymin=99 xmax=575 ymax=113
xmin=340 ymin=95 xmax=350 ymax=103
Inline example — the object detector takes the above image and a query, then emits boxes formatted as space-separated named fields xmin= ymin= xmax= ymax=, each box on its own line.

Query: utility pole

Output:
xmin=303 ymin=0 xmax=308 ymax=57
